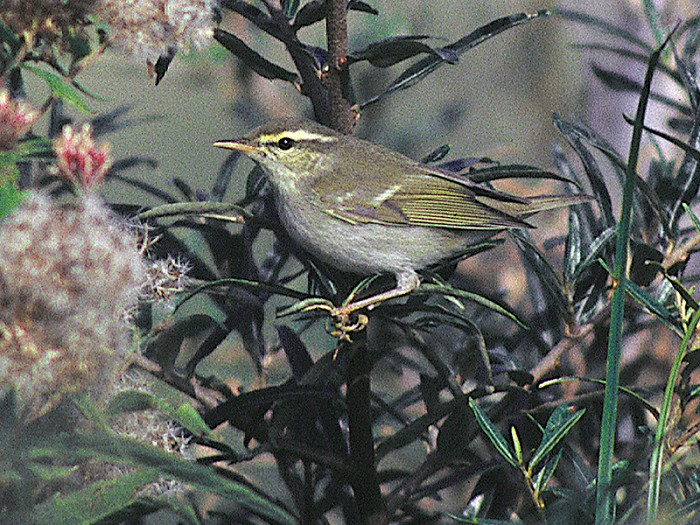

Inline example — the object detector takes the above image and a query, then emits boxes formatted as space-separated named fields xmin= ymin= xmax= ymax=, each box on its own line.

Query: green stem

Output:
xmin=647 ymin=307 xmax=700 ymax=523
xmin=594 ymin=29 xmax=675 ymax=525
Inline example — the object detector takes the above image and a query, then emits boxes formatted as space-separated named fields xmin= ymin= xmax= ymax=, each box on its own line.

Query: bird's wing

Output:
xmin=312 ymin=165 xmax=528 ymax=230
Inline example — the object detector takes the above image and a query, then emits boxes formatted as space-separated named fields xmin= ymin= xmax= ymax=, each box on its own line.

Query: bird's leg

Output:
xmin=288 ymin=271 xmax=420 ymax=340
xmin=331 ymin=269 xmax=421 ymax=321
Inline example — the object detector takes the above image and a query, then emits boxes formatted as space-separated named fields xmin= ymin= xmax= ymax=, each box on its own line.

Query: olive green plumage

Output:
xmin=215 ymin=118 xmax=590 ymax=316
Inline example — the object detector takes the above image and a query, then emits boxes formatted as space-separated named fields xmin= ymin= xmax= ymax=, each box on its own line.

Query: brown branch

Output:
xmin=663 ymin=232 xmax=700 ymax=270
xmin=528 ymin=320 xmax=598 ymax=384
xmin=261 ymin=4 xmax=332 ymax=123
xmin=345 ymin=330 xmax=388 ymax=524
xmin=325 ymin=0 xmax=353 ymax=133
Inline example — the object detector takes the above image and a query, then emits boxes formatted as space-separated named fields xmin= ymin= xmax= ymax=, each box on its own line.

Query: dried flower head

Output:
xmin=0 ymin=192 xmax=146 ymax=418
xmin=142 ymin=255 xmax=191 ymax=302
xmin=0 ymin=90 xmax=38 ymax=151
xmin=72 ymin=370 xmax=191 ymax=501
xmin=0 ymin=0 xmax=95 ymax=47
xmin=95 ymin=0 xmax=217 ymax=65
xmin=52 ymin=124 xmax=112 ymax=190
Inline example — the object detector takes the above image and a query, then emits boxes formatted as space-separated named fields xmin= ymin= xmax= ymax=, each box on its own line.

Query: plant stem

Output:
xmin=345 ymin=331 xmax=387 ymax=524
xmin=594 ymin=29 xmax=675 ymax=525
xmin=647 ymin=307 xmax=700 ymax=523
xmin=325 ymin=0 xmax=353 ymax=133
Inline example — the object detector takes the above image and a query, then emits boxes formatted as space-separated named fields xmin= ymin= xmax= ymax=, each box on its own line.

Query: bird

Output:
xmin=214 ymin=117 xmax=590 ymax=323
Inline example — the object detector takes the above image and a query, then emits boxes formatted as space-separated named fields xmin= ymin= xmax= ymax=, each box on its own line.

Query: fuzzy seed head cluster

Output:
xmin=0 ymin=90 xmax=38 ymax=151
xmin=0 ymin=192 xmax=146 ymax=418
xmin=0 ymin=0 xmax=216 ymax=66
xmin=142 ymin=254 xmax=191 ymax=302
xmin=95 ymin=0 xmax=217 ymax=64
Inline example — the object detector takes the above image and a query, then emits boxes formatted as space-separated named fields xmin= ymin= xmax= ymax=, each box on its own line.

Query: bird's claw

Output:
xmin=328 ymin=309 xmax=369 ymax=341
xmin=280 ymin=298 xmax=369 ymax=341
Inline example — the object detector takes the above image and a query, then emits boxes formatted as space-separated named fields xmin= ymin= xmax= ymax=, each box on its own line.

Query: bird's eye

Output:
xmin=277 ymin=137 xmax=295 ymax=150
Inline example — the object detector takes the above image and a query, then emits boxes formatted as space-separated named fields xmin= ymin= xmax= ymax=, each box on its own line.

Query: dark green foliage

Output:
xmin=3 ymin=2 xmax=700 ymax=525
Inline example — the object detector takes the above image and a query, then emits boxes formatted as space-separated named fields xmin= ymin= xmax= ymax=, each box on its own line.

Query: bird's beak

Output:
xmin=213 ymin=139 xmax=260 ymax=155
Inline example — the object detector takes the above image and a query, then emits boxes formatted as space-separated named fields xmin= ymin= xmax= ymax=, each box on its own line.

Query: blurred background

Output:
xmin=62 ymin=0 xmax=691 ymax=208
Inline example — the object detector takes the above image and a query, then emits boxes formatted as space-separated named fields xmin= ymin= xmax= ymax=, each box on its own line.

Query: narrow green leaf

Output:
xmin=277 ymin=297 xmax=334 ymax=317
xmin=34 ymin=470 xmax=161 ymax=525
xmin=361 ymin=10 xmax=550 ymax=108
xmin=469 ymin=398 xmax=518 ymax=468
xmin=292 ymin=0 xmax=377 ymax=31
xmin=511 ymin=426 xmax=523 ymax=465
xmin=466 ymin=163 xmax=582 ymax=188
xmin=598 ymin=27 xmax=676 ymax=525
xmin=561 ymin=125 xmax=669 ymax=240
xmin=422 ymin=144 xmax=451 ymax=164
xmin=624 ymin=115 xmax=700 ymax=162
xmin=45 ymin=432 xmax=298 ymax=524
xmin=348 ymin=35 xmax=458 ymax=68
xmin=539 ymin=376 xmax=659 ymax=419
xmin=565 ymin=202 xmax=583 ymax=283
xmin=28 ymin=463 xmax=78 ymax=482
xmin=533 ymin=447 xmax=563 ymax=496
xmin=221 ymin=0 xmax=285 ymax=40
xmin=348 ymin=0 xmax=378 ymax=15
xmin=107 ymin=391 xmax=212 ymax=437
xmin=171 ymin=403 xmax=212 ymax=437
xmin=619 ymin=277 xmax=682 ymax=336
xmin=291 ymin=0 xmax=326 ymax=30
xmin=177 ymin=277 xmax=310 ymax=313
xmin=648 ymin=306 xmax=700 ymax=523
xmin=683 ymin=203 xmax=700 ymax=233
xmin=136 ymin=201 xmax=247 ymax=221
xmin=281 ymin=0 xmax=300 ymax=18
xmin=572 ymin=226 xmax=616 ymax=280
xmin=343 ymin=275 xmax=381 ymax=305
xmin=529 ymin=406 xmax=585 ymax=471
xmin=376 ymin=400 xmax=457 ymax=459
xmin=23 ymin=65 xmax=91 ymax=114
xmin=214 ymin=29 xmax=298 ymax=83
xmin=446 ymin=514 xmax=515 ymax=524
xmin=417 ymin=282 xmax=527 ymax=328
xmin=511 ymin=230 xmax=569 ymax=316
xmin=553 ymin=115 xmax=616 ymax=228
xmin=658 ymin=271 xmax=700 ymax=311
xmin=14 ymin=137 xmax=54 ymax=158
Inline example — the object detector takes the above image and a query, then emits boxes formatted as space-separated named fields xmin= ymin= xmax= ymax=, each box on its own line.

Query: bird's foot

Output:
xmin=278 ymin=298 xmax=369 ymax=341
xmin=328 ymin=308 xmax=369 ymax=341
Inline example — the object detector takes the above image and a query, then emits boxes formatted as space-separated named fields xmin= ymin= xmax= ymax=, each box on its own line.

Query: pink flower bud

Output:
xmin=52 ymin=124 xmax=113 ymax=190
xmin=0 ymin=90 xmax=38 ymax=150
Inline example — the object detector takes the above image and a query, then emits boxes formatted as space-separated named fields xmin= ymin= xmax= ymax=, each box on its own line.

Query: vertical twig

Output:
xmin=345 ymin=331 xmax=387 ymax=524
xmin=325 ymin=0 xmax=353 ymax=133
